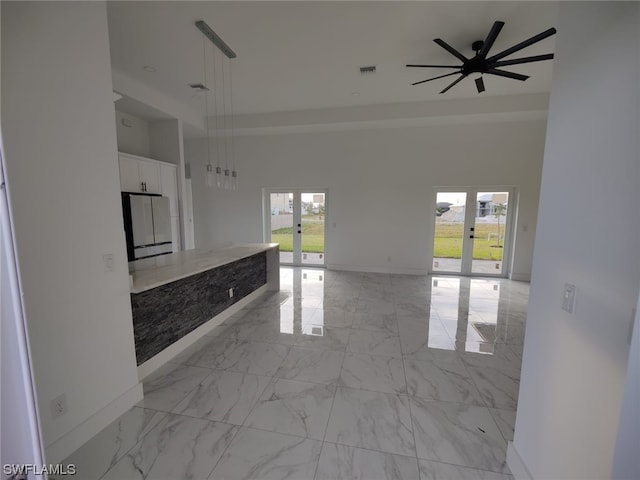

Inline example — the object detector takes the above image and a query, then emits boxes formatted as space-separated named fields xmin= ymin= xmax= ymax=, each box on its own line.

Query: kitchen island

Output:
xmin=129 ymin=243 xmax=279 ymax=377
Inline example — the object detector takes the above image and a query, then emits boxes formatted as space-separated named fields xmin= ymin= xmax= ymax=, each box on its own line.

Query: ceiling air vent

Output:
xmin=189 ymin=83 xmax=210 ymax=92
xmin=359 ymin=65 xmax=376 ymax=75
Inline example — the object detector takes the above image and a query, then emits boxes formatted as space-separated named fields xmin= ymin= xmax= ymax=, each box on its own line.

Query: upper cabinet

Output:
xmin=118 ymin=153 xmax=161 ymax=194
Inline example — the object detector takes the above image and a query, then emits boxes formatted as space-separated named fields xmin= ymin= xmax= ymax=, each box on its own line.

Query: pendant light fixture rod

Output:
xmin=229 ymin=57 xmax=237 ymax=190
xmin=202 ymin=35 xmax=213 ymax=187
xmin=195 ymin=20 xmax=236 ymax=59
xmin=211 ymin=36 xmax=223 ymax=187
xmin=221 ymin=50 xmax=230 ymax=184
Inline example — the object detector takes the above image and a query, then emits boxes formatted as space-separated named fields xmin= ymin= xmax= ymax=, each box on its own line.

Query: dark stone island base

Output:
xmin=131 ymin=251 xmax=267 ymax=365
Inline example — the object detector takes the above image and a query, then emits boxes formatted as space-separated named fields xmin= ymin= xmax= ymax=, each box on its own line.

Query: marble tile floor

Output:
xmin=56 ymin=268 xmax=528 ymax=480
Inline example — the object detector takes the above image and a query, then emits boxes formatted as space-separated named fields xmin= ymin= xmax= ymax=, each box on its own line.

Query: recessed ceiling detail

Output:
xmin=107 ymin=2 xmax=558 ymax=116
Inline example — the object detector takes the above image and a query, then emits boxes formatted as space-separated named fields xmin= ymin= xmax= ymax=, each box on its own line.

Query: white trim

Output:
xmin=327 ymin=263 xmax=427 ymax=276
xmin=1 ymin=136 xmax=47 ymax=473
xmin=44 ymin=382 xmax=143 ymax=464
xmin=118 ymin=150 xmax=177 ymax=168
xmin=428 ymin=186 xmax=517 ymax=278
xmin=263 ymin=188 xmax=328 ymax=268
xmin=137 ymin=284 xmax=269 ymax=380
xmin=507 ymin=442 xmax=535 ymax=480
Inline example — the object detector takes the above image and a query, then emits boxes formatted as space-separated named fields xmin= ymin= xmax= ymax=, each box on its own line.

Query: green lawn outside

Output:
xmin=271 ymin=218 xmax=325 ymax=253
xmin=271 ymin=219 xmax=503 ymax=259
xmin=434 ymin=222 xmax=505 ymax=261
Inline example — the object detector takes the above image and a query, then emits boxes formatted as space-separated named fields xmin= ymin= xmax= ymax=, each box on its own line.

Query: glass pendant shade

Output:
xmin=205 ymin=164 xmax=214 ymax=188
xmin=215 ymin=166 xmax=223 ymax=188
xmin=223 ymin=169 xmax=230 ymax=189
xmin=231 ymin=170 xmax=238 ymax=190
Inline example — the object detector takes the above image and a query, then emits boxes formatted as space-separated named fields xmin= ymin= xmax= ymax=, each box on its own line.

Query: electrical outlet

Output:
xmin=102 ymin=253 xmax=115 ymax=272
xmin=562 ymin=283 xmax=577 ymax=314
xmin=228 ymin=288 xmax=234 ymax=298
xmin=51 ymin=393 xmax=68 ymax=420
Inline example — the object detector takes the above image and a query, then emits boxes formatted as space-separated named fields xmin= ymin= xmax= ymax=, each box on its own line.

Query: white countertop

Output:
xmin=129 ymin=243 xmax=279 ymax=294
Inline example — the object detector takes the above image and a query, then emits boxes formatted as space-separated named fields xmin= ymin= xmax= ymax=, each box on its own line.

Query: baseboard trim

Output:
xmin=137 ymin=284 xmax=269 ymax=381
xmin=507 ymin=442 xmax=534 ymax=480
xmin=45 ymin=382 xmax=143 ymax=464
xmin=509 ymin=272 xmax=531 ymax=282
xmin=326 ymin=263 xmax=427 ymax=276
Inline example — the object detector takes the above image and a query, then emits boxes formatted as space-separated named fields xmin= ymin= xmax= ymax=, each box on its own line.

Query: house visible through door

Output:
xmin=432 ymin=188 xmax=513 ymax=276
xmin=266 ymin=190 xmax=326 ymax=267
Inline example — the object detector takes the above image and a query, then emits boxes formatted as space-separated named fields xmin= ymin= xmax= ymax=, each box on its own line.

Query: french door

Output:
xmin=265 ymin=189 xmax=327 ymax=267
xmin=431 ymin=188 xmax=514 ymax=277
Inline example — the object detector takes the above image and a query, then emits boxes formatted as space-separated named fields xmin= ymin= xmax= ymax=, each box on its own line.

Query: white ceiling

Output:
xmin=107 ymin=1 xmax=558 ymax=118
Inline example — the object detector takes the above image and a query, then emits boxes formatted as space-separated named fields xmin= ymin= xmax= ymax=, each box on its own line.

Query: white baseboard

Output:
xmin=326 ymin=263 xmax=428 ymax=276
xmin=510 ymin=272 xmax=531 ymax=282
xmin=45 ymin=382 xmax=143 ymax=464
xmin=507 ymin=442 xmax=534 ymax=480
xmin=137 ymin=284 xmax=269 ymax=381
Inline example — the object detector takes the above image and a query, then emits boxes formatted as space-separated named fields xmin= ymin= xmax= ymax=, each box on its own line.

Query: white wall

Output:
xmin=115 ymin=110 xmax=151 ymax=157
xmin=186 ymin=119 xmax=546 ymax=277
xmin=1 ymin=2 xmax=141 ymax=462
xmin=510 ymin=3 xmax=640 ymax=479
xmin=1 ymin=164 xmax=45 ymax=477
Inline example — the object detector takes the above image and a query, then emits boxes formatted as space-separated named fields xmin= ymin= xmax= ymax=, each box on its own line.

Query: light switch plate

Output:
xmin=562 ymin=283 xmax=577 ymax=314
xmin=102 ymin=253 xmax=115 ymax=272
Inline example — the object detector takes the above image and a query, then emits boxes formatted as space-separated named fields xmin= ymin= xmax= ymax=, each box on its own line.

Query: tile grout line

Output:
xmin=394 ymin=287 xmax=420 ymax=462
xmin=313 ymin=276 xmax=363 ymax=480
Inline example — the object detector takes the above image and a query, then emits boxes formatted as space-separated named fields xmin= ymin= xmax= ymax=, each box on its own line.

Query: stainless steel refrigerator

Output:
xmin=122 ymin=193 xmax=173 ymax=261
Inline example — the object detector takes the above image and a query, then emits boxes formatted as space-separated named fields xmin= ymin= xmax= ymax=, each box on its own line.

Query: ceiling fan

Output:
xmin=407 ymin=21 xmax=556 ymax=94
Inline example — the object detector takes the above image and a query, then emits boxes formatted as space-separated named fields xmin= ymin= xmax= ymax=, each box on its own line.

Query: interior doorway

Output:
xmin=431 ymin=188 xmax=514 ymax=277
xmin=265 ymin=189 xmax=327 ymax=267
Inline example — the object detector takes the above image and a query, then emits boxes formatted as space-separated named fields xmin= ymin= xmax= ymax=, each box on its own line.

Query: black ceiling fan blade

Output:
xmin=406 ymin=64 xmax=462 ymax=69
xmin=434 ymin=38 xmax=469 ymax=63
xmin=486 ymin=68 xmax=529 ymax=81
xmin=492 ymin=53 xmax=554 ymax=67
xmin=439 ymin=74 xmax=468 ymax=94
xmin=478 ymin=21 xmax=505 ymax=58
xmin=412 ymin=70 xmax=462 ymax=86
xmin=487 ymin=27 xmax=557 ymax=63
xmin=475 ymin=76 xmax=486 ymax=93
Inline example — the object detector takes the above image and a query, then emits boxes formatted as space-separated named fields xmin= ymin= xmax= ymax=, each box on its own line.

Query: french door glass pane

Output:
xmin=269 ymin=192 xmax=294 ymax=264
xmin=301 ymin=192 xmax=325 ymax=266
xmin=433 ymin=192 xmax=467 ymax=273
xmin=471 ymin=192 xmax=509 ymax=274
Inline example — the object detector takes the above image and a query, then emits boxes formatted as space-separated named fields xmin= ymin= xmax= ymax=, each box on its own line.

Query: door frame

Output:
xmin=428 ymin=186 xmax=517 ymax=277
xmin=263 ymin=188 xmax=328 ymax=267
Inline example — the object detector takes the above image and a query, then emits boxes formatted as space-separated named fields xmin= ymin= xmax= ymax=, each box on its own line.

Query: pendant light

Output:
xmin=201 ymin=35 xmax=214 ymax=188
xmin=221 ymin=51 xmax=230 ymax=190
xmin=195 ymin=20 xmax=237 ymax=190
xmin=211 ymin=41 xmax=223 ymax=188
xmin=229 ymin=56 xmax=238 ymax=191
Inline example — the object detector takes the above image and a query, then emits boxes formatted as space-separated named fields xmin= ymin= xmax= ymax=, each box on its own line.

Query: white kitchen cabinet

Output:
xmin=118 ymin=153 xmax=161 ymax=194
xmin=118 ymin=155 xmax=141 ymax=193
xmin=138 ymin=161 xmax=161 ymax=194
